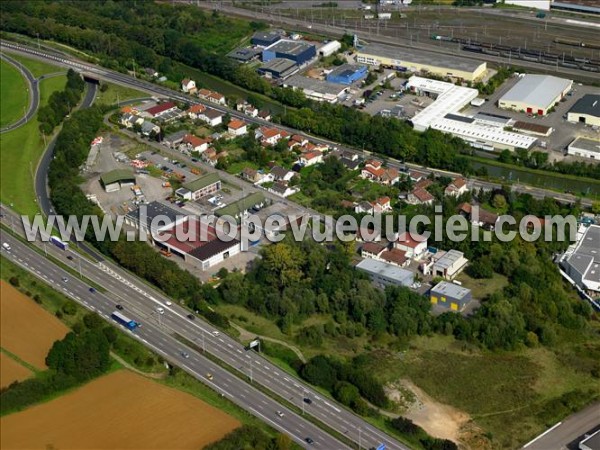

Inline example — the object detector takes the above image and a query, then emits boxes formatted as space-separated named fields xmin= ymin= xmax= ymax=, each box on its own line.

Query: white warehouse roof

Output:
xmin=499 ymin=74 xmax=572 ymax=109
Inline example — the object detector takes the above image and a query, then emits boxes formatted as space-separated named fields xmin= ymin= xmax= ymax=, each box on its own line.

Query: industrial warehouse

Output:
xmin=407 ymin=76 xmax=538 ymax=151
xmin=567 ymin=94 xmax=600 ymax=126
xmin=257 ymin=58 xmax=299 ymax=79
xmin=326 ymin=64 xmax=368 ymax=85
xmin=498 ymin=74 xmax=573 ymax=116
xmin=262 ymin=39 xmax=316 ymax=65
xmin=356 ymin=43 xmax=487 ymax=82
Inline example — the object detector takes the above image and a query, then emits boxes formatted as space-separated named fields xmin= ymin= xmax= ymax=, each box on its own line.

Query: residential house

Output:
xmin=458 ymin=203 xmax=499 ymax=230
xmin=237 ymin=102 xmax=259 ymax=118
xmin=407 ymin=187 xmax=434 ymax=205
xmin=445 ymin=177 xmax=468 ymax=197
xmin=228 ymin=119 xmax=248 ymax=136
xmin=268 ymin=181 xmax=299 ymax=198
xmin=140 ymin=121 xmax=160 ymax=136
xmin=187 ymin=104 xmax=207 ymax=120
xmin=198 ymin=108 xmax=223 ymax=127
xmin=178 ymin=173 xmax=221 ymax=201
xmin=198 ymin=88 xmax=226 ymax=106
xmin=258 ymin=110 xmax=272 ymax=121
xmin=408 ymin=169 xmax=427 ymax=182
xmin=163 ymin=130 xmax=188 ymax=148
xmin=270 ymin=166 xmax=295 ymax=182
xmin=181 ymin=78 xmax=197 ymax=94
xmin=202 ymin=149 xmax=219 ymax=166
xmin=380 ymin=248 xmax=409 ymax=268
xmin=120 ymin=113 xmax=143 ymax=128
xmin=299 ymin=150 xmax=323 ymax=166
xmin=355 ymin=197 xmax=392 ymax=214
xmin=256 ymin=126 xmax=288 ymax=146
xmin=394 ymin=231 xmax=428 ymax=258
xmin=241 ymin=167 xmax=270 ymax=184
xmin=360 ymin=160 xmax=399 ymax=185
xmin=361 ymin=241 xmax=386 ymax=258
xmin=182 ymin=134 xmax=210 ymax=153
xmin=289 ymin=134 xmax=308 ymax=149
xmin=145 ymin=67 xmax=159 ymax=78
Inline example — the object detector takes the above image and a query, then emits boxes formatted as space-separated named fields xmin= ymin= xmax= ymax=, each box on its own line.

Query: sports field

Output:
xmin=0 ymin=370 xmax=240 ymax=449
xmin=0 ymin=59 xmax=29 ymax=128
xmin=0 ymin=280 xmax=69 ymax=369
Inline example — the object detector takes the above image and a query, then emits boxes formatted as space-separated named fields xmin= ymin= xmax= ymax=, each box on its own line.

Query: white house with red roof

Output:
xmin=445 ymin=177 xmax=468 ymax=197
xmin=256 ymin=126 xmax=287 ymax=146
xmin=187 ymin=104 xmax=206 ymax=119
xmin=298 ymin=150 xmax=323 ymax=166
xmin=181 ymin=78 xmax=197 ymax=94
xmin=182 ymin=134 xmax=210 ymax=153
xmin=394 ymin=231 xmax=428 ymax=258
xmin=407 ymin=187 xmax=434 ymax=205
xmin=198 ymin=108 xmax=223 ymax=127
xmin=198 ymin=88 xmax=226 ymax=106
xmin=228 ymin=119 xmax=248 ymax=136
xmin=360 ymin=160 xmax=399 ymax=185
xmin=145 ymin=102 xmax=178 ymax=118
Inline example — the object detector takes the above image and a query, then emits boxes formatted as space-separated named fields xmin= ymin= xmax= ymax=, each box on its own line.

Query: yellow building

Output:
xmin=498 ymin=74 xmax=572 ymax=116
xmin=356 ymin=43 xmax=487 ymax=82
xmin=567 ymin=94 xmax=600 ymax=127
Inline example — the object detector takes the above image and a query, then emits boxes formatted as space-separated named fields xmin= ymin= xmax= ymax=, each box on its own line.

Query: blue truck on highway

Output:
xmin=50 ymin=236 xmax=68 ymax=250
xmin=111 ymin=311 xmax=138 ymax=330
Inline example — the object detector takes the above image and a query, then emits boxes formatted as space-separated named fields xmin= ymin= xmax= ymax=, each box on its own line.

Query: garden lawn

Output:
xmin=96 ymin=82 xmax=150 ymax=107
xmin=0 ymin=76 xmax=66 ymax=216
xmin=0 ymin=59 xmax=29 ymax=128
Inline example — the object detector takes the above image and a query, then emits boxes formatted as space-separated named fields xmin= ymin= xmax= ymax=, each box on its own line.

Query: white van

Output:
xmin=156 ymin=307 xmax=165 ymax=315
xmin=2 ymin=242 xmax=11 ymax=251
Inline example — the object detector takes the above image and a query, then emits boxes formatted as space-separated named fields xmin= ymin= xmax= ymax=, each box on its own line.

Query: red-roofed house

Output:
xmin=361 ymin=242 xmax=386 ymax=258
xmin=360 ymin=160 xmax=399 ymax=185
xmin=145 ymin=102 xmax=177 ymax=118
xmin=380 ymin=248 xmax=409 ymax=267
xmin=187 ymin=104 xmax=206 ymax=119
xmin=256 ymin=126 xmax=286 ymax=146
xmin=407 ymin=188 xmax=434 ymax=206
xmin=299 ymin=150 xmax=323 ymax=166
xmin=182 ymin=134 xmax=210 ymax=153
xmin=445 ymin=177 xmax=468 ymax=197
xmin=228 ymin=119 xmax=247 ymax=136
xmin=458 ymin=203 xmax=499 ymax=230
xmin=199 ymin=88 xmax=226 ymax=105
xmin=394 ymin=231 xmax=428 ymax=258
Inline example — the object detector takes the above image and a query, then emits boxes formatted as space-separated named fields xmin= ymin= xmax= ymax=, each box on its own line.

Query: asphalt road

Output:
xmin=0 ymin=205 xmax=407 ymax=450
xmin=0 ymin=52 xmax=38 ymax=133
xmin=524 ymin=402 xmax=600 ymax=450
xmin=1 ymin=41 xmax=592 ymax=208
xmin=0 ymin=230 xmax=348 ymax=450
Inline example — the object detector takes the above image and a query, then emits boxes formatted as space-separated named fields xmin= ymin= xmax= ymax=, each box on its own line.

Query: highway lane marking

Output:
xmin=237 ymin=349 xmax=243 ymax=354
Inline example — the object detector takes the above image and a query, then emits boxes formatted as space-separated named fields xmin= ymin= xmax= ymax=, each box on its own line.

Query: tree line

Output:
xmin=38 ymin=68 xmax=85 ymax=135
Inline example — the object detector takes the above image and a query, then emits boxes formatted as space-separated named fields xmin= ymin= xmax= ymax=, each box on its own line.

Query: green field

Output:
xmin=0 ymin=59 xmax=29 ymax=128
xmin=96 ymin=82 xmax=150 ymax=107
xmin=0 ymin=75 xmax=66 ymax=216
xmin=5 ymin=53 xmax=64 ymax=78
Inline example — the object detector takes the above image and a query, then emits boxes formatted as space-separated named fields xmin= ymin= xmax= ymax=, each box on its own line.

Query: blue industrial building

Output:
xmin=262 ymin=40 xmax=316 ymax=65
xmin=251 ymin=30 xmax=284 ymax=47
xmin=326 ymin=64 xmax=368 ymax=85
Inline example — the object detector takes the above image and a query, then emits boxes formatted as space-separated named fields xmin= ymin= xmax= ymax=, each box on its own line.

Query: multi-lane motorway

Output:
xmin=0 ymin=204 xmax=407 ymax=450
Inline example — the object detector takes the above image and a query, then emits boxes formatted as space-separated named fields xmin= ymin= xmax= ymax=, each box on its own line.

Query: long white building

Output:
xmin=407 ymin=76 xmax=537 ymax=151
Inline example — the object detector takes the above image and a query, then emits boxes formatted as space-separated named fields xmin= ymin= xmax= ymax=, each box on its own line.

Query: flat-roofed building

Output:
xmin=567 ymin=137 xmax=600 ymax=160
xmin=262 ymin=40 xmax=316 ymax=65
xmin=100 ymin=169 xmax=135 ymax=193
xmin=356 ymin=43 xmax=487 ymax=82
xmin=356 ymin=258 xmax=414 ymax=289
xmin=251 ymin=30 xmax=284 ymax=47
xmin=283 ymin=75 xmax=347 ymax=103
xmin=257 ymin=58 xmax=299 ymax=79
xmin=561 ymin=225 xmax=600 ymax=296
xmin=125 ymin=201 xmax=187 ymax=235
xmin=326 ymin=64 xmax=368 ymax=85
xmin=430 ymin=281 xmax=472 ymax=311
xmin=498 ymin=74 xmax=572 ymax=116
xmin=228 ymin=47 xmax=262 ymax=63
xmin=567 ymin=94 xmax=600 ymax=127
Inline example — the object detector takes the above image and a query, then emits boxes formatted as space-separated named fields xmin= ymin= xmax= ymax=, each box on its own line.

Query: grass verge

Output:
xmin=0 ymin=59 xmax=29 ymax=128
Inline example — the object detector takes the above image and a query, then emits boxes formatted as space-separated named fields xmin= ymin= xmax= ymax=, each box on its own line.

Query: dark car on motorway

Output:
xmin=116 ymin=304 xmax=124 ymax=310
xmin=187 ymin=314 xmax=195 ymax=320
xmin=303 ymin=397 xmax=312 ymax=405
xmin=89 ymin=287 xmax=96 ymax=293
xmin=305 ymin=437 xmax=314 ymax=445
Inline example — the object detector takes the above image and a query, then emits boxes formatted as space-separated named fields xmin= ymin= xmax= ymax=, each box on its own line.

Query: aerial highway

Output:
xmin=1 ymin=41 xmax=592 ymax=209
xmin=0 ymin=230 xmax=350 ymax=449
xmin=0 ymin=205 xmax=408 ymax=450
xmin=0 ymin=53 xmax=39 ymax=133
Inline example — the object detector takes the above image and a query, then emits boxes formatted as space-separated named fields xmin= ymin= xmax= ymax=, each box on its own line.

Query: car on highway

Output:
xmin=165 ymin=300 xmax=172 ymax=306
xmin=2 ymin=242 xmax=11 ymax=251
xmin=303 ymin=397 xmax=312 ymax=405
xmin=187 ymin=313 xmax=195 ymax=320
xmin=212 ymin=331 xmax=220 ymax=336
xmin=206 ymin=373 xmax=213 ymax=380
xmin=67 ymin=255 xmax=73 ymax=260
xmin=156 ymin=307 xmax=165 ymax=314
xmin=305 ymin=437 xmax=314 ymax=445
xmin=61 ymin=276 xmax=68 ymax=282
xmin=276 ymin=410 xmax=284 ymax=417
xmin=89 ymin=287 xmax=96 ymax=293
xmin=181 ymin=351 xmax=190 ymax=359
xmin=116 ymin=304 xmax=124 ymax=310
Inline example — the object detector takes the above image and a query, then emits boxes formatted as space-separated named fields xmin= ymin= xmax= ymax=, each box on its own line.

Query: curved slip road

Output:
xmin=0 ymin=52 xmax=38 ymax=133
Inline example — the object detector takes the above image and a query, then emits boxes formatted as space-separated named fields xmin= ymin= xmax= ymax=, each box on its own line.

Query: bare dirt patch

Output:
xmin=0 ymin=369 xmax=240 ymax=449
xmin=0 ymin=353 xmax=33 ymax=388
xmin=0 ymin=280 xmax=69 ymax=369
xmin=390 ymin=379 xmax=477 ymax=447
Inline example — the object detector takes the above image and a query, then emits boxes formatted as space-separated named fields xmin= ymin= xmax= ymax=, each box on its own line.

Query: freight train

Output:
xmin=431 ymin=35 xmax=600 ymax=72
